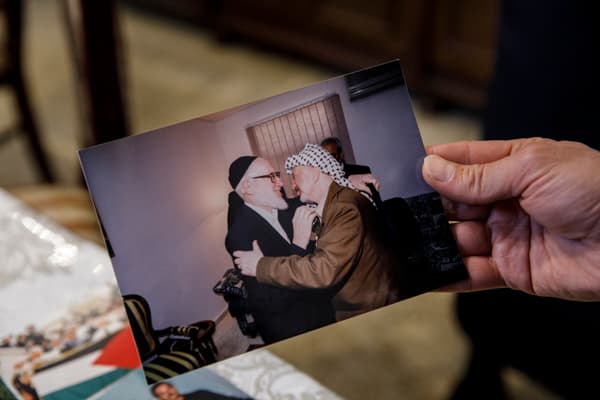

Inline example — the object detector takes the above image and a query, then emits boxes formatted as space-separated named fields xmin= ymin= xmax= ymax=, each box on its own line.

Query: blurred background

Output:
xmin=0 ymin=1 xmax=567 ymax=399
xmin=1 ymin=0 xmax=487 ymax=186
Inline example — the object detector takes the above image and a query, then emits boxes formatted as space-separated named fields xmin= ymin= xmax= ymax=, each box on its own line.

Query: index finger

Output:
xmin=363 ymin=174 xmax=377 ymax=184
xmin=426 ymin=140 xmax=528 ymax=165
xmin=373 ymin=179 xmax=381 ymax=192
xmin=299 ymin=206 xmax=313 ymax=217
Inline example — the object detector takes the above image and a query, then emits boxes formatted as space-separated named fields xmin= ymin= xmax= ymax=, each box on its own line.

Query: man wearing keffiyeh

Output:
xmin=234 ymin=144 xmax=400 ymax=321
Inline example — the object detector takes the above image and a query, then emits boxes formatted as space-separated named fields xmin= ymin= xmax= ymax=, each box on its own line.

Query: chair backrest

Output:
xmin=0 ymin=0 xmax=22 ymax=77
xmin=62 ymin=0 xmax=129 ymax=147
xmin=122 ymin=294 xmax=157 ymax=360
xmin=1 ymin=0 xmax=55 ymax=181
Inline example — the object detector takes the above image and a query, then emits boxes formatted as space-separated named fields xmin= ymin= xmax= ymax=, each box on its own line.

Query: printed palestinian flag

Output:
xmin=35 ymin=327 xmax=141 ymax=400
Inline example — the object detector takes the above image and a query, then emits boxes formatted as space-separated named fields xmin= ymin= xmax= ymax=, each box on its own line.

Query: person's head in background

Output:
xmin=151 ymin=382 xmax=183 ymax=400
xmin=320 ymin=137 xmax=344 ymax=163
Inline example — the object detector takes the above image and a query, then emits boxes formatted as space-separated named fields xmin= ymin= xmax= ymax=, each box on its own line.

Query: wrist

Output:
xmin=251 ymin=257 xmax=261 ymax=275
xmin=292 ymin=238 xmax=308 ymax=249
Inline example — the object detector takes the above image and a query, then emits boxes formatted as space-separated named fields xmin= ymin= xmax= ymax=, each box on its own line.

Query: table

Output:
xmin=0 ymin=187 xmax=342 ymax=399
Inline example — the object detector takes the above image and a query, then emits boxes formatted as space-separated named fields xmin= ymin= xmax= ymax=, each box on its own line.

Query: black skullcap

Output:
xmin=228 ymin=156 xmax=257 ymax=189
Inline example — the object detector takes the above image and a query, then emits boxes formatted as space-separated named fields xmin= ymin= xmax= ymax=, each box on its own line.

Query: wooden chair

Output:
xmin=1 ymin=0 xmax=129 ymax=183
xmin=0 ymin=0 xmax=54 ymax=181
xmin=61 ymin=0 xmax=129 ymax=147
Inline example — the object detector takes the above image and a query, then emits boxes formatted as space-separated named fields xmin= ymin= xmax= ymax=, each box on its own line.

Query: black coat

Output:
xmin=225 ymin=196 xmax=334 ymax=344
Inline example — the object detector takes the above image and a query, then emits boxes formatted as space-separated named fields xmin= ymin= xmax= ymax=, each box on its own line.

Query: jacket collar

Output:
xmin=321 ymin=182 xmax=345 ymax=223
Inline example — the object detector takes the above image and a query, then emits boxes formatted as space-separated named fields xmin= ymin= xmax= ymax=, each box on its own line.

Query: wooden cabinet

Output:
xmin=123 ymin=0 xmax=500 ymax=109
xmin=426 ymin=0 xmax=499 ymax=108
xmin=217 ymin=1 xmax=426 ymax=79
xmin=215 ymin=0 xmax=499 ymax=109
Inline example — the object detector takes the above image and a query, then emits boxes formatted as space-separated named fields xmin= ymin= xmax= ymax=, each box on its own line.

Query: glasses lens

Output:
xmin=252 ymin=172 xmax=281 ymax=182
xmin=269 ymin=171 xmax=280 ymax=182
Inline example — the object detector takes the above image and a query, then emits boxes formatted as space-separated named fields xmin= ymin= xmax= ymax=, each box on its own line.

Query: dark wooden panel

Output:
xmin=119 ymin=0 xmax=500 ymax=110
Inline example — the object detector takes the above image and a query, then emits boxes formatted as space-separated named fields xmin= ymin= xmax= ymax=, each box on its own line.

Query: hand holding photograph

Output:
xmin=79 ymin=60 xmax=467 ymax=385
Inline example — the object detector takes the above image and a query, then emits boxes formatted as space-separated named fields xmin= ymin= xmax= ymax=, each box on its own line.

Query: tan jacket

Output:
xmin=257 ymin=183 xmax=398 ymax=320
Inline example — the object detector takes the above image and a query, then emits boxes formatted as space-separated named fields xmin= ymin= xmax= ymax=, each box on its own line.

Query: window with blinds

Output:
xmin=246 ymin=94 xmax=353 ymax=197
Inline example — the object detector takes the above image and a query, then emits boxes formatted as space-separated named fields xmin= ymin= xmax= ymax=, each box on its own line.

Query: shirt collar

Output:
xmin=245 ymin=202 xmax=290 ymax=243
xmin=245 ymin=202 xmax=278 ymax=222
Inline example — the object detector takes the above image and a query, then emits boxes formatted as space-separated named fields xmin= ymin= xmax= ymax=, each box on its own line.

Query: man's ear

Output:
xmin=310 ymin=167 xmax=320 ymax=183
xmin=240 ymin=178 xmax=252 ymax=196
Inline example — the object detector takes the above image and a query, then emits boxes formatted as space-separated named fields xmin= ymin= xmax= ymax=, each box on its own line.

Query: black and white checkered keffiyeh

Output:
xmin=285 ymin=143 xmax=373 ymax=204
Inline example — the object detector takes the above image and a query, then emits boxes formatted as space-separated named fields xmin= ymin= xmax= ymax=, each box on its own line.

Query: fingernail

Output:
xmin=423 ymin=155 xmax=455 ymax=182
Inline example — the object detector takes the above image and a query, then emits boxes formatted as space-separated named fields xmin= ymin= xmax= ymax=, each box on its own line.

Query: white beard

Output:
xmin=253 ymin=190 xmax=288 ymax=210
xmin=270 ymin=195 xmax=289 ymax=210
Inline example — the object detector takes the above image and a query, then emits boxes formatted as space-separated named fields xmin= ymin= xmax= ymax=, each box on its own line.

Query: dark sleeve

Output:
xmin=290 ymin=243 xmax=310 ymax=256
xmin=484 ymin=1 xmax=597 ymax=149
xmin=257 ymin=203 xmax=365 ymax=289
xmin=345 ymin=163 xmax=371 ymax=176
xmin=225 ymin=217 xmax=255 ymax=263
xmin=229 ymin=229 xmax=309 ymax=257
xmin=227 ymin=192 xmax=244 ymax=230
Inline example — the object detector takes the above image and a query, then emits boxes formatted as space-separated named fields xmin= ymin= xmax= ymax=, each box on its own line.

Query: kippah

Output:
xmin=228 ymin=156 xmax=257 ymax=189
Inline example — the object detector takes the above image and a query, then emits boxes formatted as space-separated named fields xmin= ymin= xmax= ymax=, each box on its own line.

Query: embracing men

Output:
xmin=224 ymin=155 xmax=334 ymax=344
xmin=230 ymin=144 xmax=399 ymax=324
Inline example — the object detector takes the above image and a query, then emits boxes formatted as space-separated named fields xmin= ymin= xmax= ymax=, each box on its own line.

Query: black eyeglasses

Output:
xmin=251 ymin=171 xmax=281 ymax=183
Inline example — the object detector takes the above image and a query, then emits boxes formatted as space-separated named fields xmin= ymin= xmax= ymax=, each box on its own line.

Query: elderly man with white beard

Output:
xmin=234 ymin=145 xmax=399 ymax=321
xmin=224 ymin=156 xmax=335 ymax=344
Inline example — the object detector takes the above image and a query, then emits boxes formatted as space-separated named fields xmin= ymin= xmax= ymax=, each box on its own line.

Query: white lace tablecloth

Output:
xmin=210 ymin=349 xmax=342 ymax=400
xmin=0 ymin=188 xmax=342 ymax=399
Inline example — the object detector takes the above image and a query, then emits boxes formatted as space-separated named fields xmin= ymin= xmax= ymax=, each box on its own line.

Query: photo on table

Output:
xmin=78 ymin=60 xmax=467 ymax=385
xmin=0 ymin=189 xmax=252 ymax=399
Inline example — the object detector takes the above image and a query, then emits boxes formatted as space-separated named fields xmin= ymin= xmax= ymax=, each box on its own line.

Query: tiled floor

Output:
xmin=0 ymin=2 xmax=558 ymax=399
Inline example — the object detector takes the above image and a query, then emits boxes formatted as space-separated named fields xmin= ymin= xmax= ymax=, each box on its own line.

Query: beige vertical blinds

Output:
xmin=247 ymin=94 xmax=352 ymax=197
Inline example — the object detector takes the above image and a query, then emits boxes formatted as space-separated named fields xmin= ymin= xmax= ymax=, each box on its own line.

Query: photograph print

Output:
xmin=79 ymin=60 xmax=467 ymax=385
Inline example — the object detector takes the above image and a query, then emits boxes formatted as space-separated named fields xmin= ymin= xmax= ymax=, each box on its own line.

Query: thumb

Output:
xmin=252 ymin=240 xmax=260 ymax=251
xmin=422 ymin=154 xmax=520 ymax=204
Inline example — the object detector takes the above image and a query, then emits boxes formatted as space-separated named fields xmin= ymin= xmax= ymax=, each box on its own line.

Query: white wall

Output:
xmin=80 ymin=118 xmax=231 ymax=328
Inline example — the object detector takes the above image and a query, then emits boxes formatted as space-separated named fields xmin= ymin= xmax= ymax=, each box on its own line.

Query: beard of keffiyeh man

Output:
xmin=285 ymin=143 xmax=374 ymax=204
